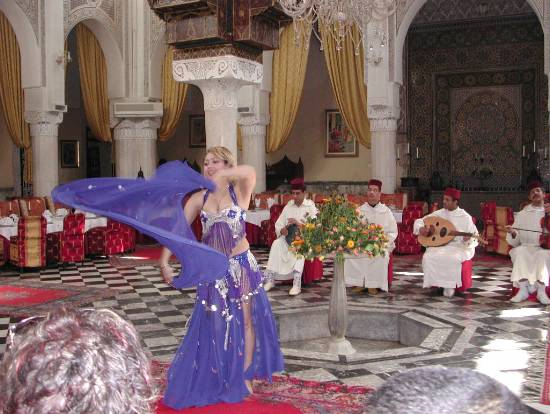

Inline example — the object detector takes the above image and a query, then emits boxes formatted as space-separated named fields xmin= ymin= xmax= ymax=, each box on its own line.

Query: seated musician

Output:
xmin=505 ymin=181 xmax=550 ymax=304
xmin=264 ymin=178 xmax=318 ymax=296
xmin=413 ymin=188 xmax=478 ymax=298
xmin=344 ymin=179 xmax=398 ymax=294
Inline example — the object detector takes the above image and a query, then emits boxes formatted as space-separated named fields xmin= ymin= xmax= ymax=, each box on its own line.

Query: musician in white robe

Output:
xmin=264 ymin=178 xmax=318 ymax=296
xmin=505 ymin=181 xmax=550 ymax=304
xmin=413 ymin=188 xmax=478 ymax=298
xmin=344 ymin=179 xmax=398 ymax=294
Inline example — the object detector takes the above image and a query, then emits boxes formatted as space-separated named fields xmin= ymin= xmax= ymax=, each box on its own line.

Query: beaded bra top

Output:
xmin=200 ymin=185 xmax=246 ymax=243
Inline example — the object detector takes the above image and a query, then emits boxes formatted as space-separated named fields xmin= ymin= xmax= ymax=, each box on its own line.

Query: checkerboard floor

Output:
xmin=0 ymin=247 xmax=548 ymax=404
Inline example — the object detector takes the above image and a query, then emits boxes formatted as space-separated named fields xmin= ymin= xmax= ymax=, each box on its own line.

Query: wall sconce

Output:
xmin=56 ymin=50 xmax=72 ymax=66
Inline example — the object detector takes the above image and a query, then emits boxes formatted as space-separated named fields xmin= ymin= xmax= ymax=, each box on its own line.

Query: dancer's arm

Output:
xmin=214 ymin=165 xmax=256 ymax=210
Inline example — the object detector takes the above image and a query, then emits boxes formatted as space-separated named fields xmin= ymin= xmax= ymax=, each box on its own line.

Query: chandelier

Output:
xmin=278 ymin=0 xmax=397 ymax=55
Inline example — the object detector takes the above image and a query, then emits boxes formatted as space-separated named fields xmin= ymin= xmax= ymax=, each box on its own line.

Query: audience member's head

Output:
xmin=0 ymin=307 xmax=158 ymax=414
xmin=367 ymin=366 xmax=528 ymax=414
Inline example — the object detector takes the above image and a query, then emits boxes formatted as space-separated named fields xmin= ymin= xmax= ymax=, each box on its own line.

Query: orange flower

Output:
xmin=347 ymin=240 xmax=355 ymax=249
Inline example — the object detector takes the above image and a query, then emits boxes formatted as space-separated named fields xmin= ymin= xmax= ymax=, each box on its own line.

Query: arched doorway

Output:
xmin=395 ymin=0 xmax=547 ymax=214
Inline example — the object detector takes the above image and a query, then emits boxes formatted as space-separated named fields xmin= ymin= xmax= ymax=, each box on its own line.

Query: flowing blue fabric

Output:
xmin=51 ymin=161 xmax=229 ymax=287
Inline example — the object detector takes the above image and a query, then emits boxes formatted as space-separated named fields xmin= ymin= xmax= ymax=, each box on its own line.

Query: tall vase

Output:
xmin=328 ymin=256 xmax=356 ymax=355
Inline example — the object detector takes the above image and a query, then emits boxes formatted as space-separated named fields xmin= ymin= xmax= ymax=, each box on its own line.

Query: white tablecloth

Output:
xmin=0 ymin=216 xmax=108 ymax=241
xmin=245 ymin=209 xmax=271 ymax=227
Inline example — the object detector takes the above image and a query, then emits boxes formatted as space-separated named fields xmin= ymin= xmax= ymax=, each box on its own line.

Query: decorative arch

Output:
xmin=65 ymin=17 xmax=124 ymax=99
xmin=0 ymin=1 xmax=41 ymax=88
xmin=394 ymin=0 xmax=546 ymax=84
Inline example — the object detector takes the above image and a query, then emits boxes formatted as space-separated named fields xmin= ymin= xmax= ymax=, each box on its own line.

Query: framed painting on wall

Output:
xmin=189 ymin=115 xmax=206 ymax=148
xmin=60 ymin=140 xmax=80 ymax=168
xmin=325 ymin=110 xmax=358 ymax=157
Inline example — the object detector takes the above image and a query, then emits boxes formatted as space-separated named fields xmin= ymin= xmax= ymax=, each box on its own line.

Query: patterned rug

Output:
xmin=0 ymin=278 xmax=118 ymax=317
xmin=109 ymin=246 xmax=178 ymax=268
xmin=153 ymin=361 xmax=373 ymax=414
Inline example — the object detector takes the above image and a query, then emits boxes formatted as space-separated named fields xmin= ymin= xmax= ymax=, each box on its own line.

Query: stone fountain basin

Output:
xmin=275 ymin=304 xmax=458 ymax=363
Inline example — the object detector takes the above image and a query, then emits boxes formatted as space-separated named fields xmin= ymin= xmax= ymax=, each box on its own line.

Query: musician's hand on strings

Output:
xmin=462 ymin=236 xmax=471 ymax=242
xmin=419 ymin=226 xmax=431 ymax=237
xmin=505 ymin=225 xmax=517 ymax=238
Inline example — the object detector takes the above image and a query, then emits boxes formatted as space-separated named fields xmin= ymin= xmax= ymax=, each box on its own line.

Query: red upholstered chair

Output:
xmin=120 ymin=223 xmax=136 ymax=252
xmin=18 ymin=197 xmax=48 ymax=217
xmin=395 ymin=204 xmax=424 ymax=255
xmin=85 ymin=219 xmax=125 ymax=256
xmin=60 ymin=213 xmax=85 ymax=263
xmin=457 ymin=259 xmax=473 ymax=292
xmin=0 ymin=200 xmax=21 ymax=217
xmin=46 ymin=232 xmax=61 ymax=264
xmin=9 ymin=216 xmax=47 ymax=269
xmin=303 ymin=258 xmax=323 ymax=284
xmin=480 ymin=201 xmax=497 ymax=253
xmin=263 ymin=204 xmax=285 ymax=247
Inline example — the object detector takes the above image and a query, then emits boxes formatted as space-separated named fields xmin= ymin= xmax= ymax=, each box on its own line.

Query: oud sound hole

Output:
xmin=440 ymin=228 xmax=447 ymax=237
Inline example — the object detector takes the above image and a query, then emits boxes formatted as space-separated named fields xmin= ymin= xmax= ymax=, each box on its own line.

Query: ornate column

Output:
xmin=238 ymin=114 xmax=269 ymax=193
xmin=173 ymin=55 xmax=263 ymax=157
xmin=113 ymin=118 xmax=161 ymax=178
xmin=25 ymin=111 xmax=63 ymax=196
xmin=368 ymin=105 xmax=398 ymax=193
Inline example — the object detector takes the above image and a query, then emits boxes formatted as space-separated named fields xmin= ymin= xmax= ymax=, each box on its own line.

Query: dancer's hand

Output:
xmin=160 ymin=264 xmax=175 ymax=284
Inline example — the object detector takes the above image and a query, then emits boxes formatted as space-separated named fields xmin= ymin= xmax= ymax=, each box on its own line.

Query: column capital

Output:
xmin=173 ymin=55 xmax=263 ymax=84
xmin=113 ymin=118 xmax=161 ymax=141
xmin=238 ymin=114 xmax=270 ymax=136
xmin=24 ymin=111 xmax=63 ymax=136
xmin=368 ymin=105 xmax=398 ymax=132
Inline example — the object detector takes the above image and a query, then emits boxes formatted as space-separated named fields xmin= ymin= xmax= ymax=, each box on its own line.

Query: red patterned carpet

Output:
xmin=0 ymin=278 xmax=118 ymax=317
xmin=153 ymin=362 xmax=373 ymax=414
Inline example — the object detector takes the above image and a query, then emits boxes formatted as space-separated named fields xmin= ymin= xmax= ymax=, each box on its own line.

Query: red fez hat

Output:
xmin=528 ymin=181 xmax=543 ymax=192
xmin=444 ymin=187 xmax=461 ymax=200
xmin=368 ymin=179 xmax=382 ymax=190
xmin=290 ymin=178 xmax=305 ymax=191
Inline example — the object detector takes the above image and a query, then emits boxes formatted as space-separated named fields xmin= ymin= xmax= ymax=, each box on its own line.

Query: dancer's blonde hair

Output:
xmin=205 ymin=146 xmax=236 ymax=168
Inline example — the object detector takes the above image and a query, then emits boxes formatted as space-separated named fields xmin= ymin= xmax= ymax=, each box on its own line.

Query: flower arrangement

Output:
xmin=289 ymin=194 xmax=389 ymax=261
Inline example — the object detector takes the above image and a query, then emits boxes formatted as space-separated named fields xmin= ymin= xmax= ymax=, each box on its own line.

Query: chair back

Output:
xmin=15 ymin=216 xmax=47 ymax=267
xmin=63 ymin=213 xmax=85 ymax=236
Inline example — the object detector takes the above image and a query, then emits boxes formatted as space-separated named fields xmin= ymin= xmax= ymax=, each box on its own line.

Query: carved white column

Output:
xmin=238 ymin=115 xmax=269 ymax=193
xmin=25 ymin=111 xmax=63 ymax=196
xmin=173 ymin=55 xmax=263 ymax=157
xmin=368 ymin=106 xmax=398 ymax=193
xmin=113 ymin=118 xmax=161 ymax=178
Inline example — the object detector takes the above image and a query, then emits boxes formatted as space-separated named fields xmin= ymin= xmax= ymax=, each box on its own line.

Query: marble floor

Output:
xmin=0 ymin=247 xmax=548 ymax=407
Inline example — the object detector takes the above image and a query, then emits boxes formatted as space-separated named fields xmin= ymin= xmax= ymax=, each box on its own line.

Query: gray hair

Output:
xmin=0 ymin=308 xmax=158 ymax=414
xmin=367 ymin=366 xmax=528 ymax=414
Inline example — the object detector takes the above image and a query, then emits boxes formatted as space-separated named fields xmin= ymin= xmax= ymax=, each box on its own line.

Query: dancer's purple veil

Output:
xmin=52 ymin=161 xmax=228 ymax=288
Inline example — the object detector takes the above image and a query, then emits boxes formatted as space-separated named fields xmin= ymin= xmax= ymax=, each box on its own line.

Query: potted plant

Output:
xmin=289 ymin=195 xmax=388 ymax=354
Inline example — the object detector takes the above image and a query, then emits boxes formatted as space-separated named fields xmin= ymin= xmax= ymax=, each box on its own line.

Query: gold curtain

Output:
xmin=320 ymin=25 xmax=371 ymax=148
xmin=266 ymin=23 xmax=311 ymax=152
xmin=0 ymin=12 xmax=32 ymax=183
xmin=159 ymin=47 xmax=188 ymax=141
xmin=76 ymin=23 xmax=112 ymax=142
